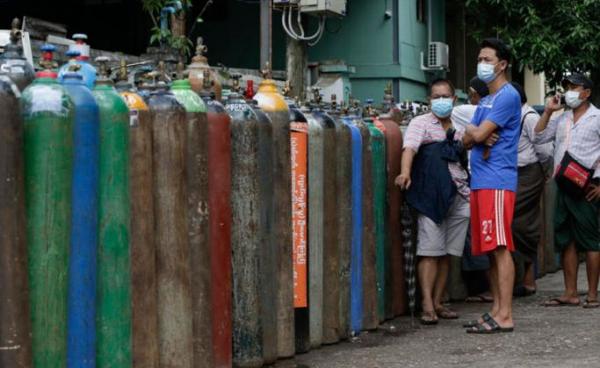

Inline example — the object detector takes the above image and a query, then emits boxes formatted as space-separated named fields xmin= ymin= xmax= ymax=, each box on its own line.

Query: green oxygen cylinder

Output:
xmin=21 ymin=43 xmax=74 ymax=368
xmin=92 ymin=56 xmax=132 ymax=368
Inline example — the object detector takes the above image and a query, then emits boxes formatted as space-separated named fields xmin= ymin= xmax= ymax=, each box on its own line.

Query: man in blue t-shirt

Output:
xmin=462 ymin=38 xmax=521 ymax=334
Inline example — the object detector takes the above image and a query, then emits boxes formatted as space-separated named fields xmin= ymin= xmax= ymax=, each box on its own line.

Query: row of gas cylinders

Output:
xmin=0 ymin=44 xmax=407 ymax=368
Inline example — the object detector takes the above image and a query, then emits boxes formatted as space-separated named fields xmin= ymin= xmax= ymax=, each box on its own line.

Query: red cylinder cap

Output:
xmin=245 ymin=79 xmax=254 ymax=99
xmin=36 ymin=70 xmax=58 ymax=79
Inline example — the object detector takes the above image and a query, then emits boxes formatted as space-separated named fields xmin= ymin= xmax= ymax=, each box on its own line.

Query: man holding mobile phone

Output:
xmin=462 ymin=38 xmax=521 ymax=334
xmin=534 ymin=73 xmax=600 ymax=309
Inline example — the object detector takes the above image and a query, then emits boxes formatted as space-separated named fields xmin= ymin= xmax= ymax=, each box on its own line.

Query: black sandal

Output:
xmin=466 ymin=317 xmax=513 ymax=334
xmin=462 ymin=312 xmax=492 ymax=329
xmin=420 ymin=311 xmax=439 ymax=325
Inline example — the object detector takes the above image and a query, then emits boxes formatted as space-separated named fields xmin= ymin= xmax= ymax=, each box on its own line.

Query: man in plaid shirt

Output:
xmin=535 ymin=73 xmax=600 ymax=309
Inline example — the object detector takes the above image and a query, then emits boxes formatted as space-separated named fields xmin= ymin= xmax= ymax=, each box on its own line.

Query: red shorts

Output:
xmin=470 ymin=189 xmax=516 ymax=256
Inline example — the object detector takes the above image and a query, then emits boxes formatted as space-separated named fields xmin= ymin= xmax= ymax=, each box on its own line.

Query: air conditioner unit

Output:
xmin=299 ymin=0 xmax=347 ymax=17
xmin=421 ymin=42 xmax=449 ymax=71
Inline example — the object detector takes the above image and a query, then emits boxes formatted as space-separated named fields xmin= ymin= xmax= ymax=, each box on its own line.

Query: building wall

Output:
xmin=308 ymin=0 xmax=447 ymax=103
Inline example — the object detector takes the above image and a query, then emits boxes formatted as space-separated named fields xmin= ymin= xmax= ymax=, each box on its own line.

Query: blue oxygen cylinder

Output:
xmin=342 ymin=116 xmax=363 ymax=336
xmin=58 ymin=34 xmax=97 ymax=89
xmin=61 ymin=67 xmax=100 ymax=368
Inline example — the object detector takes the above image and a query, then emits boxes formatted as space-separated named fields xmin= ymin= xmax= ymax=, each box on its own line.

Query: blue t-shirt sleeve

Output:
xmin=485 ymin=91 xmax=520 ymax=128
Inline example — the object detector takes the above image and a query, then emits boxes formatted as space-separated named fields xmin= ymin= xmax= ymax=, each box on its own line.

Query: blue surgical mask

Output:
xmin=430 ymin=97 xmax=454 ymax=118
xmin=477 ymin=62 xmax=498 ymax=83
xmin=565 ymin=90 xmax=583 ymax=109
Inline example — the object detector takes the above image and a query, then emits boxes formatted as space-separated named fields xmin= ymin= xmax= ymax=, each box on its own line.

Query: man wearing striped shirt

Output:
xmin=535 ymin=73 xmax=600 ymax=309
xmin=396 ymin=78 xmax=470 ymax=325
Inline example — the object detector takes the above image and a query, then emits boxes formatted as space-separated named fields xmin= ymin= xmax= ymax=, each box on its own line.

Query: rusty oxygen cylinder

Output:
xmin=0 ymin=70 xmax=31 ymax=368
xmin=226 ymin=75 xmax=264 ymax=368
xmin=198 ymin=69 xmax=232 ymax=368
xmin=115 ymin=61 xmax=159 ymax=368
xmin=146 ymin=66 xmax=194 ymax=368
xmin=310 ymin=93 xmax=340 ymax=345
xmin=376 ymin=83 xmax=406 ymax=317
xmin=328 ymin=94 xmax=352 ymax=340
xmin=304 ymin=98 xmax=324 ymax=349
xmin=351 ymin=100 xmax=378 ymax=331
xmin=247 ymin=92 xmax=277 ymax=364
xmin=283 ymin=83 xmax=310 ymax=353
xmin=0 ymin=18 xmax=35 ymax=92
xmin=253 ymin=63 xmax=295 ymax=358
xmin=171 ymin=63 xmax=212 ymax=368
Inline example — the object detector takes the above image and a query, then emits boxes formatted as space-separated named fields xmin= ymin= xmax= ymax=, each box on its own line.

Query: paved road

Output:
xmin=275 ymin=264 xmax=600 ymax=368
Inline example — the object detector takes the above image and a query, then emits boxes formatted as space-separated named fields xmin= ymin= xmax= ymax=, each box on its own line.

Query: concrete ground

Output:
xmin=275 ymin=264 xmax=600 ymax=368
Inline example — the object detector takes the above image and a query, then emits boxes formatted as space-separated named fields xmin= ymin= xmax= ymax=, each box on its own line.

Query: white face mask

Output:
xmin=565 ymin=90 xmax=583 ymax=109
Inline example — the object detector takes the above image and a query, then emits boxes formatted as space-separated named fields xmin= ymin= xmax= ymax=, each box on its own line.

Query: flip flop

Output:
xmin=542 ymin=297 xmax=580 ymax=307
xmin=436 ymin=306 xmax=459 ymax=320
xmin=462 ymin=312 xmax=492 ymax=328
xmin=513 ymin=285 xmax=536 ymax=297
xmin=466 ymin=316 xmax=513 ymax=334
xmin=583 ymin=299 xmax=600 ymax=309
xmin=465 ymin=294 xmax=493 ymax=303
xmin=420 ymin=311 xmax=439 ymax=325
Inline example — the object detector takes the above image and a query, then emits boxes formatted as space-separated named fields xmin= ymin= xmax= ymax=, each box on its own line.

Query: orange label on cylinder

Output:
xmin=291 ymin=122 xmax=308 ymax=308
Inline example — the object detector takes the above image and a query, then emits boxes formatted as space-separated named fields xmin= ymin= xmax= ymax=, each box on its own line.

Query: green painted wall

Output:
xmin=193 ymin=0 xmax=447 ymax=103
xmin=308 ymin=0 xmax=446 ymax=103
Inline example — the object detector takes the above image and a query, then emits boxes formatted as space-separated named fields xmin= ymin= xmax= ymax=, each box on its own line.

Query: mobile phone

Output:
xmin=560 ymin=95 xmax=566 ymax=105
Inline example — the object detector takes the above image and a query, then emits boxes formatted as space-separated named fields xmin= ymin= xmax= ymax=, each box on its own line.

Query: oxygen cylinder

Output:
xmin=364 ymin=101 xmax=387 ymax=323
xmin=284 ymin=88 xmax=309 ymax=354
xmin=146 ymin=77 xmax=194 ymax=368
xmin=198 ymin=70 xmax=232 ymax=368
xmin=187 ymin=37 xmax=222 ymax=101
xmin=226 ymin=78 xmax=263 ymax=368
xmin=0 ymin=18 xmax=35 ymax=92
xmin=341 ymin=113 xmax=363 ymax=336
xmin=22 ymin=43 xmax=74 ymax=367
xmin=377 ymin=85 xmax=406 ymax=317
xmin=0 ymin=73 xmax=31 ymax=368
xmin=305 ymin=104 xmax=323 ymax=349
xmin=253 ymin=66 xmax=294 ymax=358
xmin=58 ymin=34 xmax=97 ymax=89
xmin=171 ymin=74 xmax=213 ymax=368
xmin=92 ymin=57 xmax=131 ymax=368
xmin=352 ymin=105 xmax=377 ymax=330
xmin=248 ymin=97 xmax=277 ymax=365
xmin=115 ymin=62 xmax=159 ymax=368
xmin=310 ymin=104 xmax=340 ymax=345
xmin=329 ymin=95 xmax=352 ymax=340
xmin=61 ymin=65 xmax=100 ymax=368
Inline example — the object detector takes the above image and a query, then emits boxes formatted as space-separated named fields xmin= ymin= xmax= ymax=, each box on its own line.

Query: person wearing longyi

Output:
xmin=462 ymin=38 xmax=521 ymax=334
xmin=534 ymin=72 xmax=600 ymax=309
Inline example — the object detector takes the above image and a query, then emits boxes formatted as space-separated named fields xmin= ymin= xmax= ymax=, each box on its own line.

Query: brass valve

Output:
xmin=10 ymin=18 xmax=21 ymax=44
xmin=231 ymin=73 xmax=242 ymax=93
xmin=261 ymin=61 xmax=272 ymax=80
xmin=95 ymin=56 xmax=111 ymax=78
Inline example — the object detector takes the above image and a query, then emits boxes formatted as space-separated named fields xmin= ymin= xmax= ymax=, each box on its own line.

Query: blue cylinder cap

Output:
xmin=66 ymin=49 xmax=81 ymax=58
xmin=366 ymin=98 xmax=374 ymax=104
xmin=41 ymin=44 xmax=57 ymax=52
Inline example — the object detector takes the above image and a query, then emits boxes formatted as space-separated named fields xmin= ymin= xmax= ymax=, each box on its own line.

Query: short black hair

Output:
xmin=510 ymin=81 xmax=527 ymax=104
xmin=480 ymin=38 xmax=511 ymax=62
xmin=428 ymin=78 xmax=455 ymax=97
xmin=469 ymin=77 xmax=489 ymax=98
